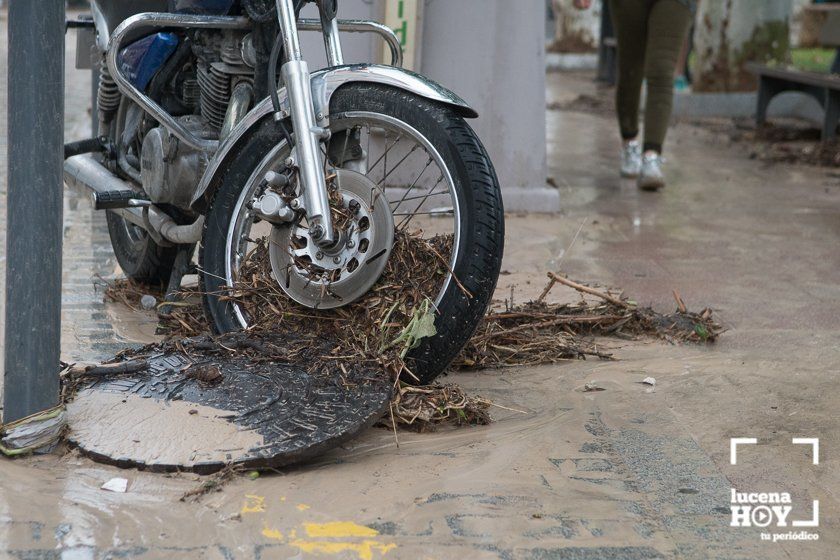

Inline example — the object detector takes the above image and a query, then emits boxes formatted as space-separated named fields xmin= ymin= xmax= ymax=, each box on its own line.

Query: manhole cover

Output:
xmin=66 ymin=336 xmax=393 ymax=474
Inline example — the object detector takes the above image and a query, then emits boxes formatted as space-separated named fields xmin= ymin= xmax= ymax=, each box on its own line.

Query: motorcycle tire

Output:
xmin=106 ymin=211 xmax=178 ymax=284
xmin=199 ymin=84 xmax=505 ymax=384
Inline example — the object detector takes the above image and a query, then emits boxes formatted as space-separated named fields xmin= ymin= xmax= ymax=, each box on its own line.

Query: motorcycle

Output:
xmin=65 ymin=0 xmax=505 ymax=384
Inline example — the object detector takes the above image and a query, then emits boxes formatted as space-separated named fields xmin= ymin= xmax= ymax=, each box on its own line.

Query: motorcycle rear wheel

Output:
xmin=200 ymin=84 xmax=505 ymax=384
xmin=105 ymin=99 xmax=177 ymax=284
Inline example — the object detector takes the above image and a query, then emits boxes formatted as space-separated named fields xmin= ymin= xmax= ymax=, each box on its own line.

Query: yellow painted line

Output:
xmin=303 ymin=521 xmax=379 ymax=538
xmin=261 ymin=520 xmax=397 ymax=559
xmin=261 ymin=526 xmax=284 ymax=541
xmin=241 ymin=495 xmax=266 ymax=514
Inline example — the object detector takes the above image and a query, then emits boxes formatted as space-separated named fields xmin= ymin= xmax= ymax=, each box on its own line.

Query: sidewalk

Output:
xmin=1 ymin=25 xmax=840 ymax=560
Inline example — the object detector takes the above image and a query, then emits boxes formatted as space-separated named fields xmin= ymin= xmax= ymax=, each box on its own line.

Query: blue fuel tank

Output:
xmin=117 ymin=32 xmax=180 ymax=91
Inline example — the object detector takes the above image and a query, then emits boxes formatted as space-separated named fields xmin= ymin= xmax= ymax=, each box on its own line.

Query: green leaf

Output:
xmin=383 ymin=299 xmax=438 ymax=359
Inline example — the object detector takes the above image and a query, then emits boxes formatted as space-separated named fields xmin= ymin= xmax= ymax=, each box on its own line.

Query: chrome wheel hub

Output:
xmin=269 ymin=169 xmax=394 ymax=309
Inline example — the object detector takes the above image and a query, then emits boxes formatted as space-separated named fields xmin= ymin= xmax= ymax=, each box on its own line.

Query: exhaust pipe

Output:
xmin=64 ymin=154 xmax=147 ymax=228
xmin=148 ymin=207 xmax=204 ymax=245
xmin=63 ymin=154 xmax=203 ymax=244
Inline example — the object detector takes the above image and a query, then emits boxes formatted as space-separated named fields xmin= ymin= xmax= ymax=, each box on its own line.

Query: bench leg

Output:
xmin=756 ymin=77 xmax=774 ymax=127
xmin=823 ymin=90 xmax=840 ymax=142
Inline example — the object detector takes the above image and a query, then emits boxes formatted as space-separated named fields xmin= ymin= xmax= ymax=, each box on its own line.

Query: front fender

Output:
xmin=190 ymin=64 xmax=477 ymax=213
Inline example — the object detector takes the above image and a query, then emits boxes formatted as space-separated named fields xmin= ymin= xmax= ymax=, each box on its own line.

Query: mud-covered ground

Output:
xmin=548 ymin=72 xmax=840 ymax=169
xmin=681 ymin=116 xmax=840 ymax=168
xmin=1 ymin=24 xmax=840 ymax=560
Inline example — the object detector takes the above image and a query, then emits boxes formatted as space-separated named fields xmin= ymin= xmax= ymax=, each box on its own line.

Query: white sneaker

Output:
xmin=620 ymin=141 xmax=642 ymax=178
xmin=638 ymin=152 xmax=665 ymax=191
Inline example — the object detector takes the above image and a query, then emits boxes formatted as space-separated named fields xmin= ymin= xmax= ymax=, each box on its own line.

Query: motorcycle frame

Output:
xmin=93 ymin=3 xmax=476 ymax=245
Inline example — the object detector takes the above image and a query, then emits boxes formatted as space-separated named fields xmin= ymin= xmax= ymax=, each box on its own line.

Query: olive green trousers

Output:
xmin=609 ymin=0 xmax=692 ymax=153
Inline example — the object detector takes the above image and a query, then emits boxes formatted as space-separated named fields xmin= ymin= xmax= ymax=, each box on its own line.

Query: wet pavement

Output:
xmin=3 ymin=12 xmax=840 ymax=560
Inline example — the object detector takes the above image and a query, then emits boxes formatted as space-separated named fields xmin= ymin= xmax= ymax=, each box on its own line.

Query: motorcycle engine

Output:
xmin=140 ymin=116 xmax=215 ymax=208
xmin=139 ymin=30 xmax=253 ymax=208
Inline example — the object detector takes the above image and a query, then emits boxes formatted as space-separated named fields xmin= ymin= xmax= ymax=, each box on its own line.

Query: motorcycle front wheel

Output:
xmin=199 ymin=84 xmax=505 ymax=384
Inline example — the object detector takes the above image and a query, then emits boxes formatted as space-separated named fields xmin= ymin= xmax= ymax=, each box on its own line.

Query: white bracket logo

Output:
xmin=730 ymin=437 xmax=757 ymax=465
xmin=729 ymin=437 xmax=820 ymax=533
xmin=792 ymin=438 xmax=819 ymax=465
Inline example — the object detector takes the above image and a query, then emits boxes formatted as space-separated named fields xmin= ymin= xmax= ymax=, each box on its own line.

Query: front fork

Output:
xmin=274 ymin=0 xmax=342 ymax=247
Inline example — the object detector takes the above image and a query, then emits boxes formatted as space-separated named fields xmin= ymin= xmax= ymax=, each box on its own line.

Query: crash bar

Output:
xmin=107 ymin=14 xmax=403 ymax=154
xmin=297 ymin=18 xmax=404 ymax=68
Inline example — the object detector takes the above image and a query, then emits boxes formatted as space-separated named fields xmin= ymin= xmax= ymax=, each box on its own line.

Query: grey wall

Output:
xmin=304 ymin=0 xmax=556 ymax=212
xmin=420 ymin=0 xmax=555 ymax=211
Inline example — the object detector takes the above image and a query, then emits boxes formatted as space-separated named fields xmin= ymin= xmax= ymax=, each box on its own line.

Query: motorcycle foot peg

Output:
xmin=92 ymin=190 xmax=151 ymax=211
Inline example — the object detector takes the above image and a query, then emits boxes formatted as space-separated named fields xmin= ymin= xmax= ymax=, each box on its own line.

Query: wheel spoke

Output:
xmin=377 ymin=144 xmax=420 ymax=188
xmin=394 ymin=208 xmax=453 ymax=217
xmin=392 ymin=188 xmax=450 ymax=204
xmin=397 ymin=174 xmax=446 ymax=230
xmin=338 ymin=125 xmax=352 ymax=167
xmin=366 ymin=124 xmax=371 ymax=173
xmin=390 ymin=156 xmax=434 ymax=214
xmin=367 ymin=133 xmax=402 ymax=174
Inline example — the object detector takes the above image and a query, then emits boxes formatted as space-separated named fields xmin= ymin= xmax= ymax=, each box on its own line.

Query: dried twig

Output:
xmin=68 ymin=359 xmax=149 ymax=378
xmin=546 ymin=272 xmax=630 ymax=308
xmin=672 ymin=289 xmax=687 ymax=313
xmin=180 ymin=465 xmax=241 ymax=502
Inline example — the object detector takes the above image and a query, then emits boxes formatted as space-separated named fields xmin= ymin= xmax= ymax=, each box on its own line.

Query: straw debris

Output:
xmin=100 ymin=241 xmax=722 ymax=432
xmin=383 ymin=383 xmax=492 ymax=433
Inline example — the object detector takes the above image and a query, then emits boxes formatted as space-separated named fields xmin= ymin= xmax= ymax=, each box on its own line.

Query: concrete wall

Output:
xmin=301 ymin=0 xmax=557 ymax=212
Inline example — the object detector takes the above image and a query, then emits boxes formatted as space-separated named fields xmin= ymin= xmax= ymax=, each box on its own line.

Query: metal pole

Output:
xmin=3 ymin=0 xmax=65 ymax=423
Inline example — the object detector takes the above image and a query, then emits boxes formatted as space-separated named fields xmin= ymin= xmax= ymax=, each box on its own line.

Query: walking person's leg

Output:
xmin=637 ymin=0 xmax=693 ymax=190
xmin=609 ymin=0 xmax=650 ymax=178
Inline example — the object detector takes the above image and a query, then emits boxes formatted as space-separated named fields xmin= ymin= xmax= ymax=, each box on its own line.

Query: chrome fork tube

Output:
xmin=275 ymin=0 xmax=335 ymax=247
xmin=321 ymin=14 xmax=344 ymax=66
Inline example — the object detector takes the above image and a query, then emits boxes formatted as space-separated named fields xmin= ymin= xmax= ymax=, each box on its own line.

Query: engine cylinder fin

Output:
xmin=197 ymin=62 xmax=231 ymax=130
xmin=181 ymin=77 xmax=200 ymax=108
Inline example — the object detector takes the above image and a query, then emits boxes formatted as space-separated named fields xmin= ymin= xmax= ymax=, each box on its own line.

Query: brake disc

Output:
xmin=269 ymin=169 xmax=394 ymax=309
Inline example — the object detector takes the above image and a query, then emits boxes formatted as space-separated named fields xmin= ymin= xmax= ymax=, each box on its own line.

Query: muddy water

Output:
xmin=4 ymin=342 xmax=823 ymax=558
xmin=67 ymin=391 xmax=264 ymax=468
xmin=0 ymin=351 xmax=677 ymax=557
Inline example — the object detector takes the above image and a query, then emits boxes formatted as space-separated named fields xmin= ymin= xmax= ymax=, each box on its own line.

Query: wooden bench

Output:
xmin=748 ymin=63 xmax=840 ymax=140
xmin=748 ymin=6 xmax=840 ymax=141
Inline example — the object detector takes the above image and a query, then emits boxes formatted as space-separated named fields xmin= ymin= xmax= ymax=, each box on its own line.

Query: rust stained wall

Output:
xmin=693 ymin=0 xmax=791 ymax=93
xmin=549 ymin=0 xmax=601 ymax=53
